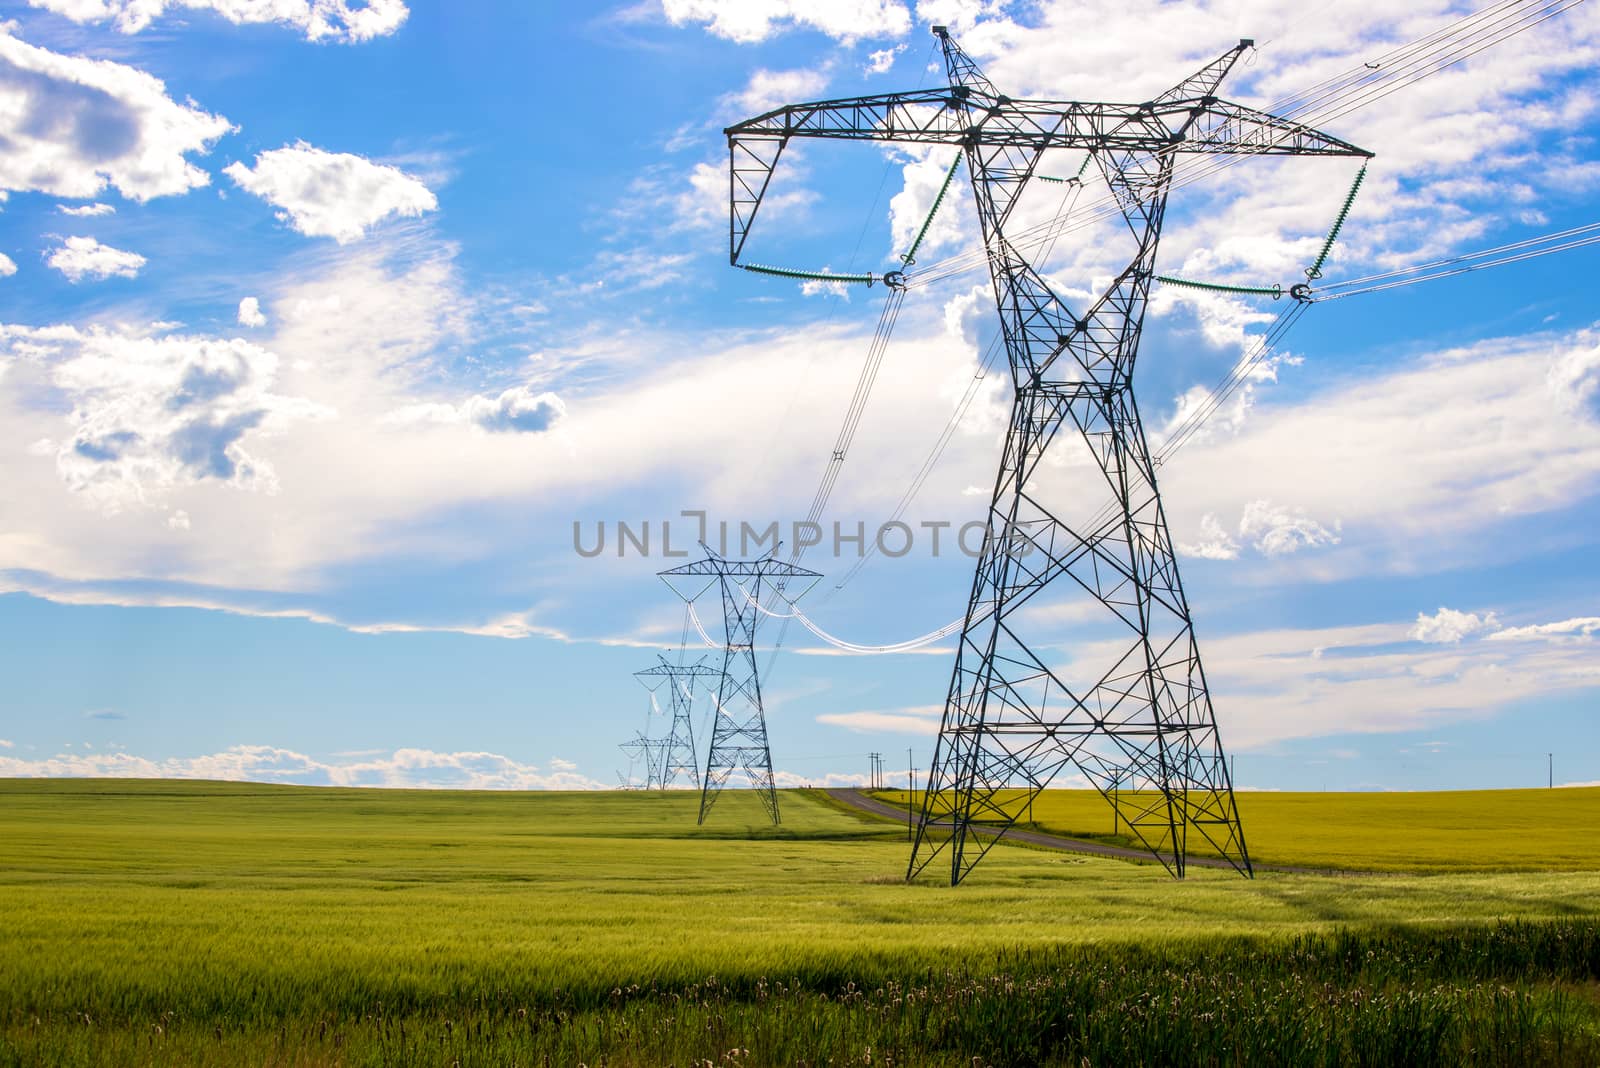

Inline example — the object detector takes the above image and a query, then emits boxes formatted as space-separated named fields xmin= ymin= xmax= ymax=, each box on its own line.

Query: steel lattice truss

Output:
xmin=659 ymin=549 xmax=821 ymax=824
xmin=634 ymin=654 xmax=723 ymax=789
xmin=618 ymin=731 xmax=669 ymax=790
xmin=725 ymin=29 xmax=1370 ymax=882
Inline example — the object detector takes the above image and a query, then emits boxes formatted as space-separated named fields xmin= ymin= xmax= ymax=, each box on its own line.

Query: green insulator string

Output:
xmin=738 ymin=262 xmax=877 ymax=286
xmin=1037 ymin=153 xmax=1094 ymax=184
xmin=900 ymin=154 xmax=964 ymax=266
xmin=1305 ymin=163 xmax=1367 ymax=281
xmin=1155 ymin=275 xmax=1283 ymax=299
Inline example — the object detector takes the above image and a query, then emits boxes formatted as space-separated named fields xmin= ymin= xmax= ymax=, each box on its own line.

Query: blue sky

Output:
xmin=2 ymin=0 xmax=1598 ymax=793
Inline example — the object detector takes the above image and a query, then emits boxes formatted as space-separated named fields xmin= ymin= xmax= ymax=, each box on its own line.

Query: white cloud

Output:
xmin=888 ymin=147 xmax=969 ymax=266
xmin=45 ymin=235 xmax=146 ymax=281
xmin=1237 ymin=499 xmax=1341 ymax=557
xmin=818 ymin=704 xmax=943 ymax=734
xmin=865 ymin=44 xmax=904 ymax=75
xmin=723 ymin=66 xmax=831 ymax=115
xmin=1411 ymin=606 xmax=1497 ymax=644
xmin=0 ymin=739 xmax=13 ymax=748
xmin=660 ymin=0 xmax=910 ymax=43
xmin=27 ymin=0 xmax=410 ymax=42
xmin=669 ymin=156 xmax=817 ymax=233
xmin=0 ymin=743 xmax=604 ymax=789
xmin=167 ymin=508 xmax=190 ymax=530
xmin=0 ymin=29 xmax=232 ymax=201
xmin=224 ymin=142 xmax=437 ymax=244
xmin=1184 ymin=616 xmax=1600 ymax=750
xmin=237 ymin=296 xmax=266 ymax=327
xmin=1176 ymin=501 xmax=1338 ymax=561
xmin=0 ymin=253 xmax=14 ymax=277
xmin=1488 ymin=617 xmax=1600 ymax=643
xmin=0 ymin=322 xmax=331 ymax=510
xmin=384 ymin=385 xmax=567 ymax=435
xmin=57 ymin=203 xmax=115 ymax=216
xmin=1178 ymin=512 xmax=1240 ymax=560
xmin=1161 ymin=328 xmax=1600 ymax=576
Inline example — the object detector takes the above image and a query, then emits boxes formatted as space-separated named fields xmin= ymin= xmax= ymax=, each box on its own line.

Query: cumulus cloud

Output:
xmin=0 ymin=322 xmax=330 ymax=509
xmin=27 ymin=0 xmax=410 ymax=42
xmin=0 ymin=29 xmax=232 ymax=201
xmin=1176 ymin=502 xmax=1337 ymax=560
xmin=0 ymin=743 xmax=605 ymax=789
xmin=45 ymin=235 xmax=146 ymax=281
xmin=237 ymin=296 xmax=266 ymax=327
xmin=1412 ymin=606 xmax=1497 ymax=644
xmin=864 ymin=44 xmax=903 ymax=75
xmin=723 ymin=66 xmax=830 ymax=115
xmin=887 ymin=147 xmax=969 ymax=265
xmin=57 ymin=203 xmax=115 ymax=216
xmin=384 ymin=384 xmax=567 ymax=434
xmin=1178 ymin=513 xmax=1240 ymax=560
xmin=0 ymin=253 xmax=15 ymax=277
xmin=224 ymin=142 xmax=437 ymax=243
xmin=1238 ymin=499 xmax=1341 ymax=557
xmin=660 ymin=0 xmax=910 ymax=43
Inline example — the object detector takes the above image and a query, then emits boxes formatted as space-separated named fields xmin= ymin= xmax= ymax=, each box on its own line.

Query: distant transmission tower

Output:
xmin=724 ymin=29 xmax=1369 ymax=882
xmin=660 ymin=546 xmax=821 ymax=824
xmin=634 ymin=654 xmax=722 ymax=788
xmin=618 ymin=731 xmax=668 ymax=790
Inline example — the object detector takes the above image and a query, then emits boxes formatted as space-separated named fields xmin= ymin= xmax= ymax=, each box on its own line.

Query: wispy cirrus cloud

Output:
xmin=818 ymin=704 xmax=943 ymax=734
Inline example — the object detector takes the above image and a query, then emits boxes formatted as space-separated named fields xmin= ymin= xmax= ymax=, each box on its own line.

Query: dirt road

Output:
xmin=822 ymin=787 xmax=1354 ymax=875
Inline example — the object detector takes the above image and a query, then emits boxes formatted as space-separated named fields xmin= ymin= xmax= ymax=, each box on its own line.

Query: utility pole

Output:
xmin=1549 ymin=753 xmax=1553 ymax=790
xmin=1111 ymin=771 xmax=1119 ymax=836
xmin=659 ymin=545 xmax=821 ymax=825
xmin=723 ymin=25 xmax=1368 ymax=884
xmin=908 ymin=748 xmax=917 ymax=842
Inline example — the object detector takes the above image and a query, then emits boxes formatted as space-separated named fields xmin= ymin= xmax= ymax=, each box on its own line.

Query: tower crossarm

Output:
xmin=726 ymin=94 xmax=1367 ymax=264
xmin=658 ymin=555 xmax=821 ymax=581
xmin=634 ymin=663 xmax=724 ymax=681
xmin=726 ymin=94 xmax=1365 ymax=155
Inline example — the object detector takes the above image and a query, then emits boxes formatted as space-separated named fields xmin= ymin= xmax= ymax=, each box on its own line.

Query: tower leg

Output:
xmin=909 ymin=382 xmax=1250 ymax=883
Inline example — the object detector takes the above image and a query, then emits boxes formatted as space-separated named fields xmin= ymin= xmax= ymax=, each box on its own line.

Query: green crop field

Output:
xmin=872 ymin=785 xmax=1600 ymax=872
xmin=3 ymin=779 xmax=1599 ymax=1066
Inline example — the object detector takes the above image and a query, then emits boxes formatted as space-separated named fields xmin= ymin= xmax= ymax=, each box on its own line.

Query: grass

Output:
xmin=871 ymin=786 xmax=1600 ymax=872
xmin=3 ymin=778 xmax=1599 ymax=1065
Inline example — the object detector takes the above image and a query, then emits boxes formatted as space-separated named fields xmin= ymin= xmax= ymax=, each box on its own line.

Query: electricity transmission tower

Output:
xmin=634 ymin=654 xmax=722 ymax=788
xmin=724 ymin=29 xmax=1369 ymax=882
xmin=660 ymin=546 xmax=821 ymax=824
xmin=618 ymin=732 xmax=668 ymax=790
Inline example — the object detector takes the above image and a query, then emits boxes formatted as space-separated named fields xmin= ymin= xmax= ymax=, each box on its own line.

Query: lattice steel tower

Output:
xmin=724 ymin=30 xmax=1369 ymax=881
xmin=660 ymin=548 xmax=821 ymax=824
xmin=618 ymin=731 xmax=668 ymax=790
xmin=634 ymin=654 xmax=722 ymax=789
